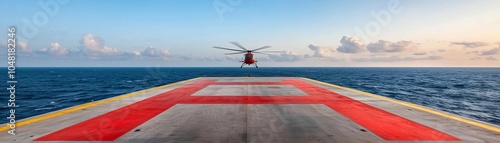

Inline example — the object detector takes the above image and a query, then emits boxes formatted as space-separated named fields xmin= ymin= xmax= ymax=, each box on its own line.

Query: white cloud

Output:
xmin=470 ymin=57 xmax=482 ymax=60
xmin=48 ymin=42 xmax=69 ymax=56
xmin=142 ymin=46 xmax=169 ymax=57
xmin=168 ymin=55 xmax=236 ymax=62
xmin=268 ymin=50 xmax=303 ymax=62
xmin=335 ymin=36 xmax=417 ymax=54
xmin=413 ymin=52 xmax=427 ymax=55
xmin=353 ymin=55 xmax=443 ymax=62
xmin=465 ymin=51 xmax=478 ymax=54
xmin=19 ymin=42 xmax=32 ymax=53
xmin=337 ymin=36 xmax=365 ymax=53
xmin=32 ymin=42 xmax=69 ymax=57
xmin=80 ymin=34 xmax=121 ymax=56
xmin=1 ymin=41 xmax=32 ymax=54
xmin=450 ymin=42 xmax=489 ymax=48
xmin=485 ymin=57 xmax=498 ymax=61
xmin=306 ymin=44 xmax=333 ymax=58
xmin=121 ymin=51 xmax=142 ymax=60
xmin=478 ymin=47 xmax=500 ymax=56
xmin=367 ymin=40 xmax=416 ymax=53
xmin=78 ymin=34 xmax=170 ymax=60
xmin=131 ymin=51 xmax=142 ymax=56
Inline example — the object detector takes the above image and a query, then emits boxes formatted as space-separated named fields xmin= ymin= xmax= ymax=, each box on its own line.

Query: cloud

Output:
xmin=306 ymin=44 xmax=333 ymax=58
xmin=268 ymin=50 xmax=303 ymax=62
xmin=142 ymin=46 xmax=169 ymax=57
xmin=470 ymin=57 xmax=482 ymax=60
xmin=121 ymin=51 xmax=142 ymax=59
xmin=1 ymin=34 xmax=177 ymax=62
xmin=80 ymin=34 xmax=121 ymax=56
xmin=168 ymin=55 xmax=237 ymax=62
xmin=78 ymin=34 xmax=170 ymax=60
xmin=335 ymin=36 xmax=415 ymax=54
xmin=1 ymin=41 xmax=32 ymax=54
xmin=450 ymin=42 xmax=489 ymax=48
xmin=19 ymin=42 xmax=32 ymax=53
xmin=367 ymin=40 xmax=416 ymax=53
xmin=353 ymin=55 xmax=443 ymax=62
xmin=131 ymin=51 xmax=142 ymax=56
xmin=413 ymin=52 xmax=427 ymax=55
xmin=48 ymin=43 xmax=69 ymax=56
xmin=429 ymin=49 xmax=446 ymax=54
xmin=485 ymin=57 xmax=498 ymax=61
xmin=465 ymin=51 xmax=478 ymax=54
xmin=337 ymin=36 xmax=365 ymax=53
xmin=478 ymin=47 xmax=500 ymax=56
xmin=404 ymin=56 xmax=443 ymax=61
xmin=32 ymin=42 xmax=69 ymax=57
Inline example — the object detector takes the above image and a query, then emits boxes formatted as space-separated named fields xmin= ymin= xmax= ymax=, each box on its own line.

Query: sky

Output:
xmin=1 ymin=0 xmax=499 ymax=67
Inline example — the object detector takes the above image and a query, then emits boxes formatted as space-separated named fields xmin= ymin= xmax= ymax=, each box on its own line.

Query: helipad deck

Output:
xmin=1 ymin=77 xmax=499 ymax=142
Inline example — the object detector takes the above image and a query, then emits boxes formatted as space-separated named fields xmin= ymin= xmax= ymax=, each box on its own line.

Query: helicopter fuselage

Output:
xmin=243 ymin=52 xmax=255 ymax=65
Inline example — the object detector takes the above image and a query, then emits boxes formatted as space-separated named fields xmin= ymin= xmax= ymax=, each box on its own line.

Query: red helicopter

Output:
xmin=213 ymin=42 xmax=281 ymax=68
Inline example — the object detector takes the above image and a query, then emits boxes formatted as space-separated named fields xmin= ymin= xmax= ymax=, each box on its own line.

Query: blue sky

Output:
xmin=1 ymin=0 xmax=499 ymax=67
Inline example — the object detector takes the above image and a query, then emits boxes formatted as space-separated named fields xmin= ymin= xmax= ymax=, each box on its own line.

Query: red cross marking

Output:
xmin=35 ymin=79 xmax=459 ymax=141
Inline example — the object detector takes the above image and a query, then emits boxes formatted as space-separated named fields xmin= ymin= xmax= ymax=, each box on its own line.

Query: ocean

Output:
xmin=1 ymin=67 xmax=499 ymax=125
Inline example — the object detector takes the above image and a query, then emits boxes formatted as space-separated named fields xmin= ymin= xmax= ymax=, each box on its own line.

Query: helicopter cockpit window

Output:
xmin=245 ymin=54 xmax=253 ymax=58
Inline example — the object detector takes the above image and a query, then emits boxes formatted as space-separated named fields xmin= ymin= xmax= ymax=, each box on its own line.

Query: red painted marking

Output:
xmin=179 ymin=96 xmax=325 ymax=104
xmin=35 ymin=80 xmax=215 ymax=141
xmin=36 ymin=79 xmax=459 ymax=141
xmin=211 ymin=82 xmax=287 ymax=85
xmin=287 ymin=80 xmax=460 ymax=141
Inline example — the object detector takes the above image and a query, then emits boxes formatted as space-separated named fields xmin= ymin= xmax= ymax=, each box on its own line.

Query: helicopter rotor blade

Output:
xmin=230 ymin=42 xmax=248 ymax=51
xmin=213 ymin=46 xmax=246 ymax=52
xmin=252 ymin=51 xmax=271 ymax=55
xmin=256 ymin=51 xmax=284 ymax=53
xmin=251 ymin=46 xmax=272 ymax=52
xmin=224 ymin=51 xmax=246 ymax=55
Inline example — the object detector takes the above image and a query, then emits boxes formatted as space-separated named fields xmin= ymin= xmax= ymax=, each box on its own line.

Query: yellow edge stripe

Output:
xmin=302 ymin=78 xmax=500 ymax=133
xmin=0 ymin=77 xmax=200 ymax=132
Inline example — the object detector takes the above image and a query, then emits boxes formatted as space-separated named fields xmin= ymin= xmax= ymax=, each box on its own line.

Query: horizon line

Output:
xmin=4 ymin=66 xmax=500 ymax=68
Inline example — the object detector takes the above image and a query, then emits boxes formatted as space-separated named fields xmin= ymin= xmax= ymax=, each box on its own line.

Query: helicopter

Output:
xmin=213 ymin=42 xmax=282 ymax=68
